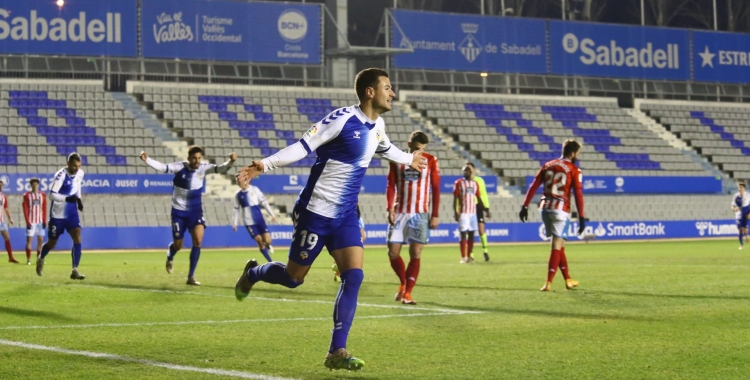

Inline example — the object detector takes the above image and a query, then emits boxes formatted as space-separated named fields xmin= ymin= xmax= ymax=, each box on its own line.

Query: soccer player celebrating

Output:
xmin=731 ymin=182 xmax=750 ymax=250
xmin=232 ymin=179 xmax=276 ymax=262
xmin=454 ymin=165 xmax=485 ymax=263
xmin=386 ymin=130 xmax=440 ymax=305
xmin=23 ymin=178 xmax=47 ymax=265
xmin=463 ymin=162 xmax=491 ymax=261
xmin=0 ymin=179 xmax=17 ymax=263
xmin=140 ymin=147 xmax=237 ymax=286
xmin=519 ymin=140 xmax=584 ymax=291
xmin=234 ymin=68 xmax=426 ymax=371
xmin=37 ymin=153 xmax=85 ymax=279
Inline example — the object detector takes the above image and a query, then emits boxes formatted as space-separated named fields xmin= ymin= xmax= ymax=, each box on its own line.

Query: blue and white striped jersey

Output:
xmin=733 ymin=191 xmax=750 ymax=217
xmin=146 ymin=158 xmax=229 ymax=213
xmin=295 ymin=105 xmax=403 ymax=218
xmin=49 ymin=167 xmax=84 ymax=219
xmin=233 ymin=186 xmax=270 ymax=226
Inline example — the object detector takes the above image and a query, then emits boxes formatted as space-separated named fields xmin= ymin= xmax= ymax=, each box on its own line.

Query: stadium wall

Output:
xmin=11 ymin=220 xmax=738 ymax=251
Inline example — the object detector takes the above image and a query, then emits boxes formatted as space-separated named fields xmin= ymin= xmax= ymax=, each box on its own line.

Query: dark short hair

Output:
xmin=29 ymin=178 xmax=40 ymax=185
xmin=354 ymin=68 xmax=389 ymax=101
xmin=562 ymin=139 xmax=582 ymax=158
xmin=67 ymin=152 xmax=81 ymax=163
xmin=465 ymin=162 xmax=475 ymax=169
xmin=187 ymin=145 xmax=204 ymax=157
xmin=409 ymin=130 xmax=429 ymax=145
xmin=740 ymin=182 xmax=746 ymax=189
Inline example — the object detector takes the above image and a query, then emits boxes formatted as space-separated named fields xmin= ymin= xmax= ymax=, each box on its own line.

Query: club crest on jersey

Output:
xmin=404 ymin=168 xmax=421 ymax=181
xmin=376 ymin=130 xmax=382 ymax=142
xmin=300 ymin=251 xmax=308 ymax=260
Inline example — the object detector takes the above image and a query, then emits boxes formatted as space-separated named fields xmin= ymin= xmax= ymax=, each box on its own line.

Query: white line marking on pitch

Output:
xmin=0 ymin=311 xmax=475 ymax=331
xmin=0 ymin=338 xmax=298 ymax=380
xmin=0 ymin=280 xmax=477 ymax=315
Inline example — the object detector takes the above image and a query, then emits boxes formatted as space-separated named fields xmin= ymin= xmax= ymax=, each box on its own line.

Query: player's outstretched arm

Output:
xmin=213 ymin=152 xmax=238 ymax=174
xmin=140 ymin=151 xmax=180 ymax=174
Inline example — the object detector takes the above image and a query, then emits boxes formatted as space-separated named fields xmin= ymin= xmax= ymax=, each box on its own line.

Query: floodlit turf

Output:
xmin=0 ymin=240 xmax=749 ymax=379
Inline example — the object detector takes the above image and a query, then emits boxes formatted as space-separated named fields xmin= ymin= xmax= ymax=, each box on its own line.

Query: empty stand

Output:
xmin=129 ymin=82 xmax=467 ymax=176
xmin=0 ymin=79 xmax=174 ymax=174
xmin=640 ymin=100 xmax=750 ymax=180
xmin=403 ymin=91 xmax=711 ymax=183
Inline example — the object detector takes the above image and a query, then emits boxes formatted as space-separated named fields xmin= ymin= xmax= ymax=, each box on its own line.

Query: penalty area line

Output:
xmin=0 ymin=338 xmax=298 ymax=380
xmin=0 ymin=311 xmax=477 ymax=331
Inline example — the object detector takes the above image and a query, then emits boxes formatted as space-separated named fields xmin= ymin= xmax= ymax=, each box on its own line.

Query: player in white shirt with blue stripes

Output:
xmin=140 ymin=146 xmax=236 ymax=285
xmin=233 ymin=180 xmax=276 ymax=262
xmin=233 ymin=68 xmax=427 ymax=371
xmin=36 ymin=153 xmax=86 ymax=280
xmin=732 ymin=182 xmax=750 ymax=250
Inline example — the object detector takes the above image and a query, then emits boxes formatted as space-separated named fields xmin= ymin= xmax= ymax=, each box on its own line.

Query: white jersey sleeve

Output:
xmin=299 ymin=109 xmax=349 ymax=152
xmin=375 ymin=125 xmax=412 ymax=165
xmin=146 ymin=157 xmax=184 ymax=174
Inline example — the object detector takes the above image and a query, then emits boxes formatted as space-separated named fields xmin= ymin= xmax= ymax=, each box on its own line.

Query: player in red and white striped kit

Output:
xmin=23 ymin=178 xmax=47 ymax=265
xmin=386 ymin=131 xmax=440 ymax=305
xmin=454 ymin=165 xmax=485 ymax=264
xmin=520 ymin=140 xmax=584 ymax=291
xmin=0 ymin=179 xmax=17 ymax=263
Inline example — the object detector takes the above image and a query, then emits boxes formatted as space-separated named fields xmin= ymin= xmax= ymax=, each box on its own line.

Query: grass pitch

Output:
xmin=0 ymin=240 xmax=748 ymax=379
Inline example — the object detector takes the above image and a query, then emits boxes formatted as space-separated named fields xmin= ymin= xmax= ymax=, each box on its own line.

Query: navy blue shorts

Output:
xmin=288 ymin=204 xmax=363 ymax=266
xmin=48 ymin=215 xmax=81 ymax=240
xmin=738 ymin=216 xmax=748 ymax=229
xmin=171 ymin=209 xmax=205 ymax=240
xmin=245 ymin=219 xmax=269 ymax=238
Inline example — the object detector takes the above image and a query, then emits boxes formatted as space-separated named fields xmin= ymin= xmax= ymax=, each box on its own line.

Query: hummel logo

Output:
xmin=353 ymin=131 xmax=360 ymax=139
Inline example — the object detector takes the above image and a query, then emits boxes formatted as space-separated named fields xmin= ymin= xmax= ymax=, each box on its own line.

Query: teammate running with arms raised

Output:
xmin=140 ymin=146 xmax=237 ymax=285
xmin=386 ymin=130 xmax=440 ymax=304
xmin=233 ymin=68 xmax=426 ymax=371
xmin=520 ymin=140 xmax=584 ymax=291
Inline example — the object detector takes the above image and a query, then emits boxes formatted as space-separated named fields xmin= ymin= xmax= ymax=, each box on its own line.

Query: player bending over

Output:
xmin=23 ymin=178 xmax=47 ymax=265
xmin=386 ymin=130 xmax=440 ymax=304
xmin=520 ymin=140 xmax=584 ymax=291
xmin=0 ymin=179 xmax=16 ymax=263
xmin=234 ymin=68 xmax=426 ymax=371
xmin=732 ymin=182 xmax=750 ymax=250
xmin=233 ymin=179 xmax=276 ymax=262
xmin=37 ymin=153 xmax=85 ymax=280
xmin=140 ymin=146 xmax=237 ymax=286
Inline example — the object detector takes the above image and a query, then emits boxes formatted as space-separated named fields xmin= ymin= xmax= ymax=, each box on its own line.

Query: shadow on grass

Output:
xmin=419 ymin=302 xmax=658 ymax=322
xmin=0 ymin=306 xmax=76 ymax=321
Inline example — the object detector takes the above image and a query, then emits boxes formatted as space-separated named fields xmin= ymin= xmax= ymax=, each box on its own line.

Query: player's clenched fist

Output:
xmin=139 ymin=151 xmax=148 ymax=161
xmin=228 ymin=152 xmax=238 ymax=162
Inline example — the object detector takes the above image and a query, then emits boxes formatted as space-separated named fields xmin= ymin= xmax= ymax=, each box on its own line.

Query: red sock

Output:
xmin=559 ymin=247 xmax=570 ymax=280
xmin=5 ymin=240 xmax=13 ymax=259
xmin=389 ymin=256 xmax=407 ymax=286
xmin=467 ymin=238 xmax=474 ymax=256
xmin=547 ymin=249 xmax=562 ymax=282
xmin=26 ymin=248 xmax=31 ymax=261
xmin=460 ymin=240 xmax=467 ymax=258
xmin=404 ymin=258 xmax=421 ymax=294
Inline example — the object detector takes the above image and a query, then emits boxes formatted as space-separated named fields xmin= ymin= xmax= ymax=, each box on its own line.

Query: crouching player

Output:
xmin=233 ymin=179 xmax=277 ymax=262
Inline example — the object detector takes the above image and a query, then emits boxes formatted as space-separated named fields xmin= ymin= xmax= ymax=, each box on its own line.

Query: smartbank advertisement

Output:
xmin=0 ymin=0 xmax=136 ymax=56
xmin=5 ymin=220 xmax=738 ymax=250
xmin=549 ymin=20 xmax=691 ymax=81
xmin=693 ymin=30 xmax=750 ymax=85
xmin=141 ymin=0 xmax=321 ymax=64
xmin=391 ymin=10 xmax=547 ymax=74
xmin=0 ymin=174 xmax=174 ymax=195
